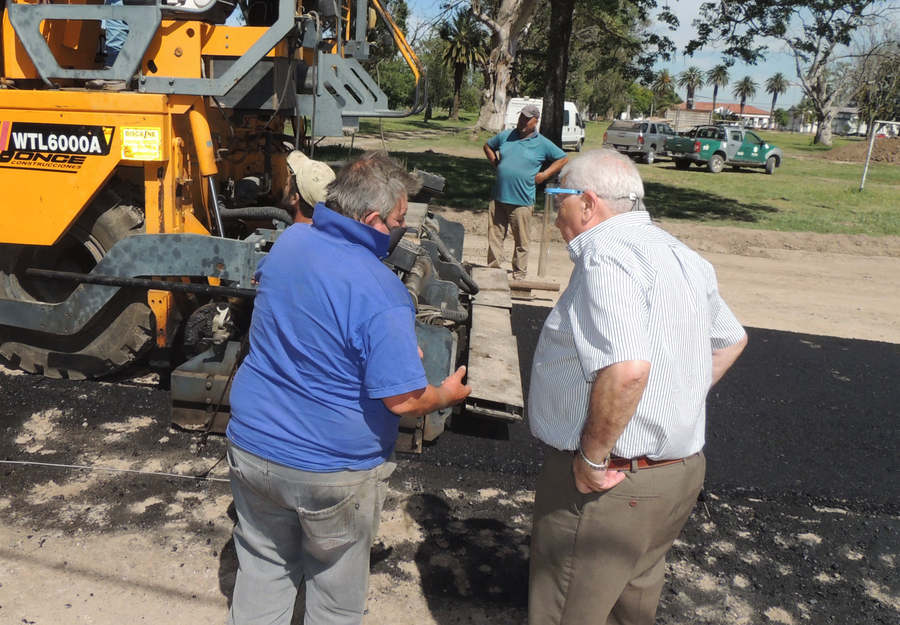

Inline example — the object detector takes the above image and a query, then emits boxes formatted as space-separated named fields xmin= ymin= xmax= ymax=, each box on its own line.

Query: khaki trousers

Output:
xmin=529 ymin=446 xmax=705 ymax=625
xmin=487 ymin=200 xmax=531 ymax=276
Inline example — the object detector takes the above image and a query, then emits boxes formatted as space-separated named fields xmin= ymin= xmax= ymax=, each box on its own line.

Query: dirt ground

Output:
xmin=814 ymin=136 xmax=900 ymax=163
xmin=1 ymin=212 xmax=899 ymax=625
xmin=438 ymin=206 xmax=900 ymax=344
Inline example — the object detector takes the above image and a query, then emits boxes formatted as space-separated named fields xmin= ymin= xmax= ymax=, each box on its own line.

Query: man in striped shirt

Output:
xmin=528 ymin=149 xmax=747 ymax=625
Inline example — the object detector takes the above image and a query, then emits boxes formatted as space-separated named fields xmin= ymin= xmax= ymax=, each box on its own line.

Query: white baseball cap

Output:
xmin=286 ymin=151 xmax=336 ymax=208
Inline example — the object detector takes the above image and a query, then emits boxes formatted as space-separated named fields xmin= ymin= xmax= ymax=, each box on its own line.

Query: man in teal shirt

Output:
xmin=483 ymin=104 xmax=568 ymax=279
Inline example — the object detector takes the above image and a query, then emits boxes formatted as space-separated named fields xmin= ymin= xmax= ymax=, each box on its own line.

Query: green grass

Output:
xmin=321 ymin=114 xmax=899 ymax=236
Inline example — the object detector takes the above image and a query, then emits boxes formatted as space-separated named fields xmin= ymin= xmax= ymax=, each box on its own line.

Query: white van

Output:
xmin=504 ymin=97 xmax=585 ymax=151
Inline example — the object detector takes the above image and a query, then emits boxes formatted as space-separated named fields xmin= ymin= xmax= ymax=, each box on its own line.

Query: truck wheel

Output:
xmin=643 ymin=149 xmax=655 ymax=165
xmin=0 ymin=190 xmax=154 ymax=379
xmin=765 ymin=156 xmax=777 ymax=175
xmin=707 ymin=154 xmax=725 ymax=173
xmin=575 ymin=139 xmax=583 ymax=152
xmin=675 ymin=159 xmax=691 ymax=170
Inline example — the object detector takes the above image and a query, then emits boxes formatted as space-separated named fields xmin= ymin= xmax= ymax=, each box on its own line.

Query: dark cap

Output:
xmin=520 ymin=104 xmax=541 ymax=119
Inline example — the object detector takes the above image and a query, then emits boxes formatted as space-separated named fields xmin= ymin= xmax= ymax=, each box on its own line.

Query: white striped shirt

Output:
xmin=528 ymin=212 xmax=746 ymax=459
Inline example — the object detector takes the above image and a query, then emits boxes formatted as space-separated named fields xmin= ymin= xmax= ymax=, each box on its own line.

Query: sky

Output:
xmin=404 ymin=0 xmax=870 ymax=111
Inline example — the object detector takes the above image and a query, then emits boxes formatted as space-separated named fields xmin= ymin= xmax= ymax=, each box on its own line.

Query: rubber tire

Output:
xmin=643 ymin=148 xmax=655 ymax=165
xmin=674 ymin=159 xmax=691 ymax=170
xmin=707 ymin=153 xmax=725 ymax=173
xmin=765 ymin=156 xmax=777 ymax=175
xmin=575 ymin=139 xmax=583 ymax=152
xmin=0 ymin=189 xmax=154 ymax=379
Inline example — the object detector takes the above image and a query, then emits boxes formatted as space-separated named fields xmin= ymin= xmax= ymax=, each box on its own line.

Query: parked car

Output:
xmin=505 ymin=97 xmax=586 ymax=151
xmin=602 ymin=119 xmax=676 ymax=164
xmin=665 ymin=125 xmax=784 ymax=174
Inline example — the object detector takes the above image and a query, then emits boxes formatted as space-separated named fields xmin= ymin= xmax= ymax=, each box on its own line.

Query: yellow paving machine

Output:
xmin=0 ymin=0 xmax=523 ymax=450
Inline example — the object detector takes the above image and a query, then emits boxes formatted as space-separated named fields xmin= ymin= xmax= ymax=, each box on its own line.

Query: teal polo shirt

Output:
xmin=487 ymin=129 xmax=566 ymax=206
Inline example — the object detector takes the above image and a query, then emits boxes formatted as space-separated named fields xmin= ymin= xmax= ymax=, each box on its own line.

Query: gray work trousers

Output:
xmin=226 ymin=441 xmax=394 ymax=625
xmin=529 ymin=445 xmax=705 ymax=625
xmin=487 ymin=200 xmax=531 ymax=276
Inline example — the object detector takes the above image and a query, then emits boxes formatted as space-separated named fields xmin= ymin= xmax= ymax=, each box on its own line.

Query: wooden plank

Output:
xmin=470 ymin=305 xmax=512 ymax=339
xmin=466 ymin=305 xmax=523 ymax=409
xmin=474 ymin=289 xmax=511 ymax=309
xmin=470 ymin=266 xmax=511 ymax=293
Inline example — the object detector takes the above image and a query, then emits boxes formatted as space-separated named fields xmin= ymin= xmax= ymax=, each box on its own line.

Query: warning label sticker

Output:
xmin=121 ymin=127 xmax=162 ymax=161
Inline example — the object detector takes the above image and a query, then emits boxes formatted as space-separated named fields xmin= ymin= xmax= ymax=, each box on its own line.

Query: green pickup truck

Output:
xmin=665 ymin=125 xmax=784 ymax=174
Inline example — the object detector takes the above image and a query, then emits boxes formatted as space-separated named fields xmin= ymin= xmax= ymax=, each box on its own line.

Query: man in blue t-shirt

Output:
xmin=483 ymin=104 xmax=568 ymax=280
xmin=226 ymin=151 xmax=471 ymax=625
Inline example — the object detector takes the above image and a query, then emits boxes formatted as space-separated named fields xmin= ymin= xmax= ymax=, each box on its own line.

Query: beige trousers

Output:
xmin=529 ymin=446 xmax=705 ymax=625
xmin=487 ymin=200 xmax=531 ymax=276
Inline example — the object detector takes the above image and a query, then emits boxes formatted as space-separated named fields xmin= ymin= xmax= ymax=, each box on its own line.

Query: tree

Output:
xmin=627 ymin=83 xmax=654 ymax=117
xmin=540 ymin=0 xmax=577 ymax=146
xmin=765 ymin=73 xmax=790 ymax=126
xmin=842 ymin=27 xmax=900 ymax=138
xmin=470 ymin=0 xmax=540 ymax=132
xmin=773 ymin=107 xmax=790 ymax=129
xmin=650 ymin=69 xmax=675 ymax=116
xmin=705 ymin=64 xmax=730 ymax=114
xmin=677 ymin=66 xmax=704 ymax=109
xmin=688 ymin=0 xmax=893 ymax=146
xmin=732 ymin=76 xmax=758 ymax=119
xmin=439 ymin=11 xmax=488 ymax=120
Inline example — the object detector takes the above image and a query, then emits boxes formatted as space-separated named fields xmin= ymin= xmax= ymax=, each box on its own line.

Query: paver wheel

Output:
xmin=707 ymin=153 xmax=725 ymax=173
xmin=765 ymin=156 xmax=777 ymax=175
xmin=0 ymin=188 xmax=154 ymax=379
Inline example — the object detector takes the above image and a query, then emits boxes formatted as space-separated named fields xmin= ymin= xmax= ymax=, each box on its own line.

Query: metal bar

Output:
xmin=859 ymin=120 xmax=887 ymax=192
xmin=538 ymin=192 xmax=551 ymax=277
xmin=25 ymin=269 xmax=256 ymax=299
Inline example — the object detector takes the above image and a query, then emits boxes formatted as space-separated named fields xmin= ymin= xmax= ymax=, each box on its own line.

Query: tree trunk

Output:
xmin=769 ymin=94 xmax=778 ymax=127
xmin=473 ymin=0 xmax=539 ymax=133
xmin=540 ymin=0 xmax=576 ymax=147
xmin=814 ymin=107 xmax=835 ymax=146
xmin=451 ymin=63 xmax=464 ymax=121
xmin=711 ymin=85 xmax=718 ymax=115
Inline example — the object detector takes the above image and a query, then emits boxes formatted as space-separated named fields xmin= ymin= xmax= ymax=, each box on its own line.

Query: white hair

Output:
xmin=560 ymin=148 xmax=645 ymax=214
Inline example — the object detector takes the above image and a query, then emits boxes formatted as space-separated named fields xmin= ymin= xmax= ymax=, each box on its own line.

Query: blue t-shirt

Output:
xmin=227 ymin=204 xmax=428 ymax=472
xmin=487 ymin=130 xmax=567 ymax=206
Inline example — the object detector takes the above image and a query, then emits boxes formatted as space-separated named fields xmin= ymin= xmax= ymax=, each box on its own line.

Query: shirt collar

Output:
xmin=567 ymin=211 xmax=651 ymax=261
xmin=312 ymin=203 xmax=391 ymax=259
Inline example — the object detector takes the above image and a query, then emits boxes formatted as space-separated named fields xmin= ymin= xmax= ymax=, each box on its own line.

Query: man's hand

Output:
xmin=382 ymin=366 xmax=471 ymax=418
xmin=483 ymin=143 xmax=499 ymax=168
xmin=572 ymin=454 xmax=626 ymax=493
xmin=439 ymin=365 xmax=471 ymax=405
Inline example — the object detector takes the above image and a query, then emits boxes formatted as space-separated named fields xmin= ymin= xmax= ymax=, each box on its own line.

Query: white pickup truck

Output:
xmin=602 ymin=119 xmax=676 ymax=164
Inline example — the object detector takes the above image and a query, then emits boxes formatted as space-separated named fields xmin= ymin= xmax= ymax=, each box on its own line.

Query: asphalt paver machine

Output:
xmin=0 ymin=0 xmax=522 ymax=450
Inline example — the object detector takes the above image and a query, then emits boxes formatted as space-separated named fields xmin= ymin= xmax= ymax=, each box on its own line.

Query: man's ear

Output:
xmin=363 ymin=211 xmax=381 ymax=227
xmin=582 ymin=190 xmax=610 ymax=223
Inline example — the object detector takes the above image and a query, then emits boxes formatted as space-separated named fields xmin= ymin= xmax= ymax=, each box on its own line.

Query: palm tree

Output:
xmin=439 ymin=11 xmax=487 ymax=121
xmin=765 ymin=72 xmax=789 ymax=128
xmin=732 ymin=76 xmax=758 ymax=122
xmin=677 ymin=66 xmax=704 ymax=110
xmin=650 ymin=69 xmax=674 ymax=116
xmin=705 ymin=65 xmax=730 ymax=116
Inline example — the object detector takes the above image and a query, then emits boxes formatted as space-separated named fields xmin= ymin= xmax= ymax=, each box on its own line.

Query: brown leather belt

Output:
xmin=608 ymin=455 xmax=685 ymax=471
